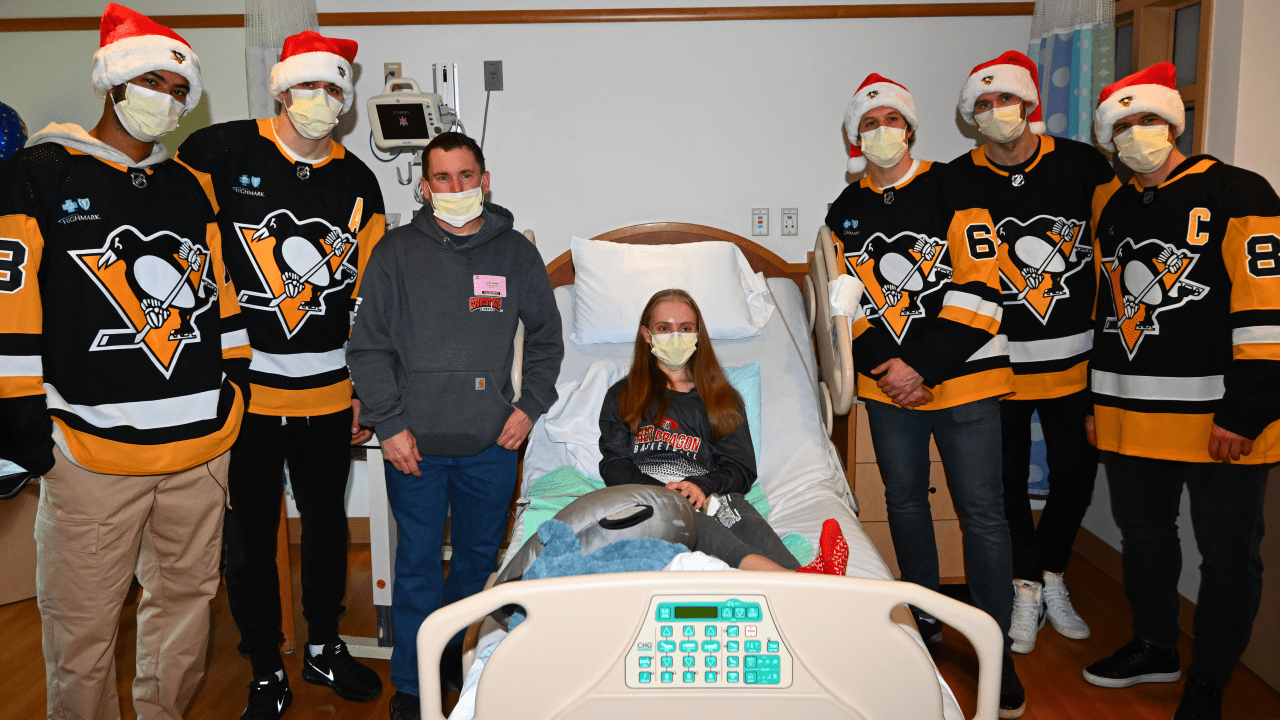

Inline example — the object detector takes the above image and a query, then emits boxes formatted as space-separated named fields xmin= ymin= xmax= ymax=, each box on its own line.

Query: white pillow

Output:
xmin=569 ymin=237 xmax=775 ymax=344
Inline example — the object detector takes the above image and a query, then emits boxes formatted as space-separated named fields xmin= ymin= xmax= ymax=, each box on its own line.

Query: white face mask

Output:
xmin=650 ymin=332 xmax=697 ymax=371
xmin=113 ymin=82 xmax=183 ymax=142
xmin=859 ymin=126 xmax=909 ymax=169
xmin=1115 ymin=124 xmax=1175 ymax=174
xmin=976 ymin=103 xmax=1027 ymax=144
xmin=286 ymin=87 xmax=342 ymax=140
xmin=431 ymin=186 xmax=484 ymax=227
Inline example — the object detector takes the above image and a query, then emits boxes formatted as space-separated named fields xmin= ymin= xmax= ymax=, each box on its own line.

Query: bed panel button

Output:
xmin=683 ymin=656 xmax=695 ymax=668
xmin=683 ymin=625 xmax=695 ymax=637
xmin=661 ymin=656 xmax=673 ymax=668
xmin=705 ymin=671 xmax=718 ymax=683
xmin=747 ymin=606 xmax=761 ymax=620
xmin=705 ymin=625 xmax=717 ymax=637
xmin=745 ymin=656 xmax=757 ymax=669
xmin=661 ymin=672 xmax=674 ymax=683
xmin=660 ymin=625 xmax=673 ymax=637
xmin=745 ymin=641 xmax=761 ymax=653
xmin=701 ymin=641 xmax=720 ymax=652
xmin=638 ymin=656 xmax=652 ymax=668
xmin=767 ymin=641 xmax=779 ymax=653
xmin=680 ymin=641 xmax=698 ymax=653
xmin=745 ymin=672 xmax=757 ymax=684
xmin=721 ymin=608 xmax=733 ymax=619
xmin=727 ymin=672 xmax=740 ymax=683
xmin=734 ymin=607 xmax=746 ymax=619
xmin=659 ymin=607 xmax=672 ymax=620
xmin=639 ymin=672 xmax=652 ymax=683
xmin=704 ymin=656 xmax=717 ymax=668
xmin=726 ymin=641 xmax=739 ymax=652
xmin=658 ymin=641 xmax=676 ymax=653
xmin=727 ymin=656 xmax=740 ymax=668
xmin=726 ymin=625 xmax=740 ymax=637
xmin=683 ymin=671 xmax=697 ymax=683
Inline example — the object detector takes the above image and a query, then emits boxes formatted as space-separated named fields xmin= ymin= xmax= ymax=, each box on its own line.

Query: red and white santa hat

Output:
xmin=1094 ymin=62 xmax=1184 ymax=152
xmin=92 ymin=3 xmax=202 ymax=112
xmin=270 ymin=30 xmax=358 ymax=113
xmin=843 ymin=73 xmax=918 ymax=174
xmin=957 ymin=50 xmax=1046 ymax=135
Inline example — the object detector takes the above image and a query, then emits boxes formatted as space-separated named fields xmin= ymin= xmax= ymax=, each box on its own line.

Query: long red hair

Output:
xmin=618 ymin=289 xmax=745 ymax=439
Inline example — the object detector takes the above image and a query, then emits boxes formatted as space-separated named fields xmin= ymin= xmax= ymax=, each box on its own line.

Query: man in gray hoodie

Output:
xmin=347 ymin=132 xmax=563 ymax=717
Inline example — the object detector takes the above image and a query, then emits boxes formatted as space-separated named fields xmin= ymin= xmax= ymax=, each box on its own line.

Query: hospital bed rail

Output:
xmin=419 ymin=572 xmax=1002 ymax=720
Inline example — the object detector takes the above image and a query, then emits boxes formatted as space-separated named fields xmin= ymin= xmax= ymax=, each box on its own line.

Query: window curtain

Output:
xmin=1026 ymin=0 xmax=1117 ymax=144
xmin=245 ymin=0 xmax=319 ymax=120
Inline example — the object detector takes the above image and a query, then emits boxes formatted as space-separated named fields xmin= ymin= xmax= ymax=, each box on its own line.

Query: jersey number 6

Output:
xmin=966 ymin=224 xmax=998 ymax=260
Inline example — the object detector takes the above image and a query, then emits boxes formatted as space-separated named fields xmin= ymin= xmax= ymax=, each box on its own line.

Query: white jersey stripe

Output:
xmin=1232 ymin=326 xmax=1280 ymax=345
xmin=249 ymin=347 xmax=348 ymax=377
xmin=942 ymin=289 xmax=1003 ymax=322
xmin=967 ymin=334 xmax=1010 ymax=362
xmin=1009 ymin=330 xmax=1094 ymax=364
xmin=44 ymin=383 xmax=223 ymax=430
xmin=0 ymin=355 xmax=43 ymax=377
xmin=1091 ymin=370 xmax=1225 ymax=402
xmin=221 ymin=329 xmax=250 ymax=350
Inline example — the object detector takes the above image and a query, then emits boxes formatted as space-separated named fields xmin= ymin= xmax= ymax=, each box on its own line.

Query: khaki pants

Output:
xmin=36 ymin=448 xmax=229 ymax=720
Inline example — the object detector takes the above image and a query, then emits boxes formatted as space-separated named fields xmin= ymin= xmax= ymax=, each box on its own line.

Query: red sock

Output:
xmin=796 ymin=519 xmax=849 ymax=576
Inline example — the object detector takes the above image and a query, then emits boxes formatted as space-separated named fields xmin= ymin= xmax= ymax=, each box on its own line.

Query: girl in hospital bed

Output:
xmin=598 ymin=288 xmax=848 ymax=574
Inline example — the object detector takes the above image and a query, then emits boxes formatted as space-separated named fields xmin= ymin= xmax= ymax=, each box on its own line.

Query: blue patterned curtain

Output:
xmin=1026 ymin=0 xmax=1116 ymax=144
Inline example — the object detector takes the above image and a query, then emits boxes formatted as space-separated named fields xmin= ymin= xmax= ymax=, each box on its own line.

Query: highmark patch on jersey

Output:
xmin=70 ymin=225 xmax=218 ymax=377
xmin=844 ymin=230 xmax=952 ymax=343
xmin=995 ymin=215 xmax=1092 ymax=324
xmin=232 ymin=198 xmax=363 ymax=338
xmin=1101 ymin=237 xmax=1208 ymax=359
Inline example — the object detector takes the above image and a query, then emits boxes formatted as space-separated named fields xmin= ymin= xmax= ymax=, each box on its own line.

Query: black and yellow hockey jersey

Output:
xmin=177 ymin=119 xmax=386 ymax=417
xmin=1092 ymin=155 xmax=1280 ymax=463
xmin=949 ymin=135 xmax=1118 ymax=399
xmin=825 ymin=160 xmax=1013 ymax=409
xmin=0 ymin=126 xmax=250 ymax=476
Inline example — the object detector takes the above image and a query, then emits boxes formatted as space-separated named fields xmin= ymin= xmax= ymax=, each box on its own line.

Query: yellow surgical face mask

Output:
xmin=975 ymin=103 xmax=1026 ymax=144
xmin=1115 ymin=124 xmax=1175 ymax=174
xmin=859 ymin=126 xmax=909 ymax=169
xmin=113 ymin=83 xmax=183 ymax=142
xmin=286 ymin=87 xmax=342 ymax=140
xmin=650 ymin=332 xmax=697 ymax=371
xmin=431 ymin=186 xmax=484 ymax=227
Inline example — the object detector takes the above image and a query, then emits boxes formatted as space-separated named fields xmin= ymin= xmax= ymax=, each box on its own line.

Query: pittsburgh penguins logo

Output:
xmin=1119 ymin=96 xmax=1133 ymax=107
xmin=172 ymin=50 xmax=186 ymax=64
xmin=1102 ymin=238 xmax=1208 ymax=358
xmin=845 ymin=231 xmax=952 ymax=343
xmin=866 ymin=90 xmax=879 ymax=99
xmin=71 ymin=226 xmax=217 ymax=377
xmin=995 ymin=216 xmax=1091 ymax=324
xmin=338 ymin=66 xmax=347 ymax=79
xmin=982 ymin=75 xmax=994 ymax=85
xmin=233 ymin=199 xmax=363 ymax=337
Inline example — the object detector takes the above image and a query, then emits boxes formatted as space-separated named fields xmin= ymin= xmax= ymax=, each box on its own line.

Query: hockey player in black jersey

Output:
xmin=177 ymin=30 xmax=384 ymax=719
xmin=1082 ymin=62 xmax=1280 ymax=720
xmin=0 ymin=6 xmax=250 ymax=719
xmin=952 ymin=51 xmax=1117 ymax=659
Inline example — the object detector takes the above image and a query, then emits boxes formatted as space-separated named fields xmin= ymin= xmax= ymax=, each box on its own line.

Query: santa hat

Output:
xmin=270 ymin=31 xmax=358 ymax=113
xmin=1094 ymin=62 xmax=1184 ymax=152
xmin=843 ymin=73 xmax=918 ymax=174
xmin=92 ymin=3 xmax=202 ymax=112
xmin=957 ymin=50 xmax=1046 ymax=135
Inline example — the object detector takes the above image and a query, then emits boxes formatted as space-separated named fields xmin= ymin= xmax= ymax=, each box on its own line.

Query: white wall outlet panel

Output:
xmin=752 ymin=208 xmax=769 ymax=236
xmin=781 ymin=208 xmax=798 ymax=236
xmin=383 ymin=62 xmax=401 ymax=80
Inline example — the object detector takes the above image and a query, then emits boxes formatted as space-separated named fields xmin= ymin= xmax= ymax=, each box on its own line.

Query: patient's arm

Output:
xmin=685 ymin=416 xmax=755 ymax=497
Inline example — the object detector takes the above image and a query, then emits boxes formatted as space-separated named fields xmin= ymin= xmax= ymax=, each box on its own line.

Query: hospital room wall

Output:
xmin=1078 ymin=0 xmax=1280 ymax=611
xmin=0 ymin=0 xmax=1029 ymax=265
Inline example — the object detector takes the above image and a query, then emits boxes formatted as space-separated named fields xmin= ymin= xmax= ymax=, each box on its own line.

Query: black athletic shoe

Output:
xmin=389 ymin=691 xmax=422 ymax=720
xmin=1173 ymin=676 xmax=1224 ymax=720
xmin=241 ymin=671 xmax=292 ymax=720
xmin=1000 ymin=653 xmax=1026 ymax=719
xmin=1083 ymin=637 xmax=1181 ymax=688
xmin=303 ymin=640 xmax=383 ymax=702
xmin=912 ymin=607 xmax=943 ymax=643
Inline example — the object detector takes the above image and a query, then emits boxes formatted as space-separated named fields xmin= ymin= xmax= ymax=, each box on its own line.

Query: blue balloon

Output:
xmin=0 ymin=102 xmax=29 ymax=163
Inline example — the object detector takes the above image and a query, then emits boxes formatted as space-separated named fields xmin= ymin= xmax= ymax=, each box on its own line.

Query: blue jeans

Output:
xmin=384 ymin=442 xmax=518 ymax=695
xmin=863 ymin=397 xmax=1013 ymax=644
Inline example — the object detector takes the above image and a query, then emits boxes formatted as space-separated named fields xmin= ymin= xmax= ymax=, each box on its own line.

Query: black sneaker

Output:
xmin=390 ymin=691 xmax=421 ymax=720
xmin=1173 ymin=676 xmax=1224 ymax=720
xmin=911 ymin=607 xmax=943 ymax=643
xmin=241 ymin=671 xmax=292 ymax=720
xmin=303 ymin=640 xmax=383 ymax=702
xmin=1083 ymin=637 xmax=1181 ymax=688
xmin=1000 ymin=653 xmax=1026 ymax=719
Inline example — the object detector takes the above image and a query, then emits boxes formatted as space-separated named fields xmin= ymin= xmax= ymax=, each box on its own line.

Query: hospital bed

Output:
xmin=410 ymin=223 xmax=1002 ymax=719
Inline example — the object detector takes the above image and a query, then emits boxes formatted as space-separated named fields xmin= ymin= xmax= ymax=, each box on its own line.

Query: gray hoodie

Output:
xmin=348 ymin=202 xmax=563 ymax=457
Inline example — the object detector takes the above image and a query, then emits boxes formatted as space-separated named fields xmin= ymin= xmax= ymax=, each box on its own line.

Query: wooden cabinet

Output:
xmin=847 ymin=403 xmax=967 ymax=583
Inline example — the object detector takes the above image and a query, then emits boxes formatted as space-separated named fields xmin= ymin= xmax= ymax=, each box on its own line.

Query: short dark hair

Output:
xmin=424 ymin=132 xmax=485 ymax=174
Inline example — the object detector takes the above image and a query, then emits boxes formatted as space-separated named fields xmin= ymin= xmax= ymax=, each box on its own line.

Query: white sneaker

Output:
xmin=1009 ymin=579 xmax=1045 ymax=654
xmin=1043 ymin=571 xmax=1090 ymax=640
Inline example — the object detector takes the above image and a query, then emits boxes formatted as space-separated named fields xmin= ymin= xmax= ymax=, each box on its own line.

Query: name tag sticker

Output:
xmin=473 ymin=274 xmax=506 ymax=297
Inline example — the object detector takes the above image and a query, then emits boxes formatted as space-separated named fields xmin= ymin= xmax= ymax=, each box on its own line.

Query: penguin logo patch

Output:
xmin=338 ymin=66 xmax=347 ymax=79
xmin=995 ymin=215 xmax=1091 ymax=324
xmin=1101 ymin=237 xmax=1208 ymax=358
xmin=172 ymin=50 xmax=186 ymax=64
xmin=982 ymin=75 xmax=994 ymax=85
xmin=845 ymin=231 xmax=952 ymax=343
xmin=70 ymin=226 xmax=217 ymax=377
xmin=866 ymin=90 xmax=879 ymax=99
xmin=233 ymin=200 xmax=363 ymax=338
xmin=1119 ymin=96 xmax=1133 ymax=107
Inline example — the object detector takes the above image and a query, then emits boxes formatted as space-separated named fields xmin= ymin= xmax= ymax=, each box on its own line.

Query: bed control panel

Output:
xmin=625 ymin=595 xmax=792 ymax=689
